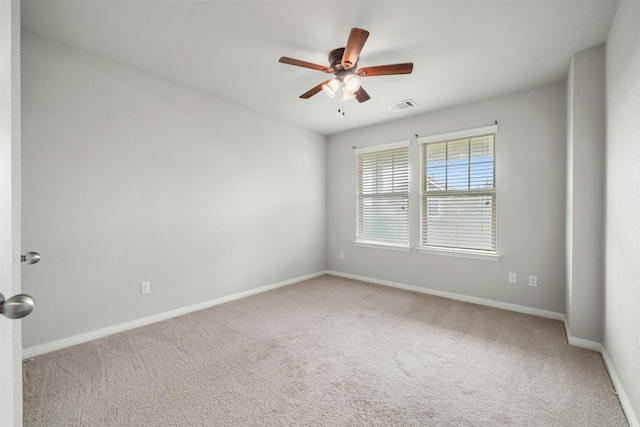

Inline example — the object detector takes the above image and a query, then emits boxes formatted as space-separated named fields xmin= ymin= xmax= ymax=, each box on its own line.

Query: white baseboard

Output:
xmin=602 ymin=348 xmax=640 ymax=427
xmin=325 ymin=270 xmax=564 ymax=321
xmin=562 ymin=318 xmax=603 ymax=352
xmin=22 ymin=271 xmax=327 ymax=360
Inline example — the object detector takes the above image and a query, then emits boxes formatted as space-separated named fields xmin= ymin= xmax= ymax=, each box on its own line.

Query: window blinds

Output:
xmin=419 ymin=130 xmax=496 ymax=251
xmin=355 ymin=141 xmax=410 ymax=245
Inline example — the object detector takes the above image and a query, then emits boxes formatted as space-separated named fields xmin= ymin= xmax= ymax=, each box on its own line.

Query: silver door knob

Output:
xmin=21 ymin=252 xmax=41 ymax=264
xmin=0 ymin=292 xmax=35 ymax=319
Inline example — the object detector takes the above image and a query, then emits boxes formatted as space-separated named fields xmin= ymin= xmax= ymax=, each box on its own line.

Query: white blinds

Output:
xmin=420 ymin=132 xmax=496 ymax=251
xmin=355 ymin=142 xmax=410 ymax=245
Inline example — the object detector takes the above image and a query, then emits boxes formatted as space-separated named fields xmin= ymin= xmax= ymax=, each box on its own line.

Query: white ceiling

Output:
xmin=21 ymin=0 xmax=619 ymax=136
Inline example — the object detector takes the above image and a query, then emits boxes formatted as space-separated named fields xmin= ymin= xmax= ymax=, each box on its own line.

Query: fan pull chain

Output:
xmin=338 ymin=99 xmax=346 ymax=116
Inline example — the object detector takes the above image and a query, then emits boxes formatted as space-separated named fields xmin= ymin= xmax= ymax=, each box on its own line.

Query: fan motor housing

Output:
xmin=328 ymin=48 xmax=357 ymax=72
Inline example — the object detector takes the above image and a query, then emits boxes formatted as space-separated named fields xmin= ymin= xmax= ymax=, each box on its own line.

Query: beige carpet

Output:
xmin=23 ymin=275 xmax=627 ymax=426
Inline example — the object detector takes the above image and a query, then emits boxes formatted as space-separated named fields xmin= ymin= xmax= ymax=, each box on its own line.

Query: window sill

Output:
xmin=353 ymin=240 xmax=412 ymax=252
xmin=416 ymin=246 xmax=500 ymax=261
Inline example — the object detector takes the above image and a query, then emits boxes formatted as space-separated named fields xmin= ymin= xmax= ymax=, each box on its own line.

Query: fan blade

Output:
xmin=341 ymin=28 xmax=370 ymax=69
xmin=300 ymin=80 xmax=332 ymax=99
xmin=356 ymin=63 xmax=414 ymax=77
xmin=354 ymin=86 xmax=371 ymax=103
xmin=279 ymin=57 xmax=333 ymax=73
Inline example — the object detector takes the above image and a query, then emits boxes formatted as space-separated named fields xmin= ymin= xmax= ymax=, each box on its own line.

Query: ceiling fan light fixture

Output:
xmin=343 ymin=74 xmax=361 ymax=93
xmin=280 ymin=28 xmax=413 ymax=104
xmin=322 ymin=78 xmax=340 ymax=97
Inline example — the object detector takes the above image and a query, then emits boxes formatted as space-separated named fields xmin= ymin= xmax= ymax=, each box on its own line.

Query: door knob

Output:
xmin=21 ymin=252 xmax=41 ymax=264
xmin=0 ymin=292 xmax=35 ymax=319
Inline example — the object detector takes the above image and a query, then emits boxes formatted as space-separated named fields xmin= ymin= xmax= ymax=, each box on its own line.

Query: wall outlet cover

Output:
xmin=141 ymin=281 xmax=151 ymax=294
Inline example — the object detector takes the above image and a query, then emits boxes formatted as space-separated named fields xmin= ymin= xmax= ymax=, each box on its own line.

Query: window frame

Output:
xmin=353 ymin=140 xmax=411 ymax=252
xmin=417 ymin=125 xmax=499 ymax=260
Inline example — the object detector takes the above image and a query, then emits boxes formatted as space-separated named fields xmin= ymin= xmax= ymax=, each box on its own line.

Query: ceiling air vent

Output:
xmin=388 ymin=99 xmax=418 ymax=112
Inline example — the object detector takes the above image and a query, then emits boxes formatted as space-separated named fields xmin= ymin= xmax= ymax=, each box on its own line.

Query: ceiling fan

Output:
xmin=279 ymin=28 xmax=413 ymax=103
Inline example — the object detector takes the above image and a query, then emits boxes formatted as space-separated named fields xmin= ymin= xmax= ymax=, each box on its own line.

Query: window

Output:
xmin=418 ymin=125 xmax=497 ymax=253
xmin=355 ymin=141 xmax=410 ymax=249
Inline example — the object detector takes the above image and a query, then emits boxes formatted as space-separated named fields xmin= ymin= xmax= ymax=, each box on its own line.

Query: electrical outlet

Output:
xmin=140 ymin=281 xmax=151 ymax=294
xmin=528 ymin=276 xmax=538 ymax=287
xmin=508 ymin=272 xmax=517 ymax=284
xmin=339 ymin=251 xmax=344 ymax=260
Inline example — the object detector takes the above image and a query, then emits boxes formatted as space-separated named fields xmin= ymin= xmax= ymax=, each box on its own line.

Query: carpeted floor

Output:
xmin=23 ymin=275 xmax=628 ymax=426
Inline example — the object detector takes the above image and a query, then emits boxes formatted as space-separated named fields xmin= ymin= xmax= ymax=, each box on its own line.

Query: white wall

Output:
xmin=565 ymin=45 xmax=605 ymax=344
xmin=20 ymin=33 xmax=327 ymax=349
xmin=604 ymin=0 xmax=640 ymax=424
xmin=327 ymin=82 xmax=566 ymax=313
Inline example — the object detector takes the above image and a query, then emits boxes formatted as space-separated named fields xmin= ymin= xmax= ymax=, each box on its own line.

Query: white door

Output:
xmin=1 ymin=1 xmax=23 ymax=425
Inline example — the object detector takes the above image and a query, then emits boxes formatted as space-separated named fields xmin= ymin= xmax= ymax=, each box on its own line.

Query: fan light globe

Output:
xmin=341 ymin=91 xmax=356 ymax=101
xmin=322 ymin=79 xmax=340 ymax=97
xmin=343 ymin=74 xmax=361 ymax=93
